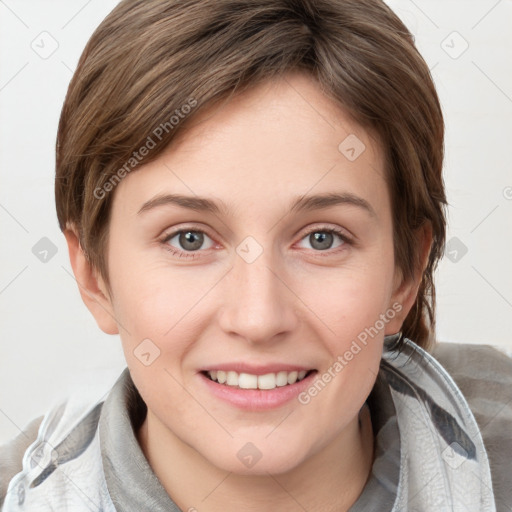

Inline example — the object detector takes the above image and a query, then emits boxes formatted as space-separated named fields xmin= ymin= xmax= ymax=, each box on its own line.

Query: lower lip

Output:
xmin=199 ymin=372 xmax=317 ymax=410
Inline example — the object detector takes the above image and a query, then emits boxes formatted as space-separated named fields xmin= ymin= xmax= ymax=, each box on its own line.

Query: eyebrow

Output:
xmin=137 ymin=192 xmax=377 ymax=218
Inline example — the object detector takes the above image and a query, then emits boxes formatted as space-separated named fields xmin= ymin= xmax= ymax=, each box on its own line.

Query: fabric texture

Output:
xmin=1 ymin=338 xmax=510 ymax=511
xmin=0 ymin=416 xmax=44 ymax=504
xmin=430 ymin=342 xmax=512 ymax=512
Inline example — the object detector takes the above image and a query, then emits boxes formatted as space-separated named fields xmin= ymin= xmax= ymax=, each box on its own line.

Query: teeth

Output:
xmin=238 ymin=373 xmax=258 ymax=389
xmin=276 ymin=371 xmax=288 ymax=387
xmin=226 ymin=371 xmax=238 ymax=386
xmin=206 ymin=369 xmax=310 ymax=390
xmin=258 ymin=373 xmax=276 ymax=390
xmin=287 ymin=371 xmax=298 ymax=384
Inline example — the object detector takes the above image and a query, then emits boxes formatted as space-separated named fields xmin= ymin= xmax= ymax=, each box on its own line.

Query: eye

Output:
xmin=162 ymin=229 xmax=215 ymax=258
xmin=161 ymin=225 xmax=351 ymax=259
xmin=296 ymin=227 xmax=350 ymax=253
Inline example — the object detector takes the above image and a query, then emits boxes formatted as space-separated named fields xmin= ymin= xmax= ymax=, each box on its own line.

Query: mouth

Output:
xmin=201 ymin=369 xmax=316 ymax=390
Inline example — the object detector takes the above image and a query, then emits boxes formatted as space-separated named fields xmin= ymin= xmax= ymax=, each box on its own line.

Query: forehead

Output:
xmin=168 ymin=71 xmax=383 ymax=163
xmin=111 ymin=71 xmax=388 ymax=219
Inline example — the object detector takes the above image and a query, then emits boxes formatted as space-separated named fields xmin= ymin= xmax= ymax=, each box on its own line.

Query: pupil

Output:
xmin=180 ymin=231 xmax=203 ymax=251
xmin=311 ymin=232 xmax=332 ymax=250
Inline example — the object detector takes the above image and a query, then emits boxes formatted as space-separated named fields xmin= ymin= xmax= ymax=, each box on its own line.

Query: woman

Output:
xmin=1 ymin=0 xmax=511 ymax=510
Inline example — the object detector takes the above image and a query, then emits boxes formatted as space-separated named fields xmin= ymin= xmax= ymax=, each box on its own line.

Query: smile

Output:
xmin=204 ymin=370 xmax=313 ymax=390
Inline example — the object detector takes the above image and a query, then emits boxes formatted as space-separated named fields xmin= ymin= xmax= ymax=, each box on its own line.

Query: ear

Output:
xmin=385 ymin=222 xmax=433 ymax=334
xmin=64 ymin=227 xmax=119 ymax=335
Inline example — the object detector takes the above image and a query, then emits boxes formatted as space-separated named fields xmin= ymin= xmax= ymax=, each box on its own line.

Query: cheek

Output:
xmin=109 ymin=242 xmax=190 ymax=328
xmin=299 ymin=261 xmax=395 ymax=342
xmin=111 ymin=270 xmax=202 ymax=414
xmin=295 ymin=267 xmax=391 ymax=430
xmin=108 ymin=254 xmax=220 ymax=369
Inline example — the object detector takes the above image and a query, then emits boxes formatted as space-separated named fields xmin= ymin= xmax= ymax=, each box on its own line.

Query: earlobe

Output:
xmin=64 ymin=227 xmax=119 ymax=335
xmin=385 ymin=223 xmax=433 ymax=334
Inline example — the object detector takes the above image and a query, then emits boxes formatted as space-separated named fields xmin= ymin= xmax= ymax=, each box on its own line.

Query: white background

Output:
xmin=0 ymin=0 xmax=511 ymax=445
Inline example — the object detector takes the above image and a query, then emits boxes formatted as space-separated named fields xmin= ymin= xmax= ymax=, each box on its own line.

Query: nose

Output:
xmin=217 ymin=247 xmax=298 ymax=346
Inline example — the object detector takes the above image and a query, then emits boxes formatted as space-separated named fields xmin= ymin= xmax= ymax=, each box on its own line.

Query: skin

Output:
xmin=66 ymin=71 xmax=431 ymax=511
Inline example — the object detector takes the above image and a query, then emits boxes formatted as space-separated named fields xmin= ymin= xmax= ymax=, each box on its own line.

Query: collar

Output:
xmin=99 ymin=369 xmax=180 ymax=511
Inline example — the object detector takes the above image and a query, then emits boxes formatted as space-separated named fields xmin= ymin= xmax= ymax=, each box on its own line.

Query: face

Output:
xmin=83 ymin=71 xmax=414 ymax=475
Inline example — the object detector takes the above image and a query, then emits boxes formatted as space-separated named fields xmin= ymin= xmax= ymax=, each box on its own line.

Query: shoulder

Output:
xmin=430 ymin=341 xmax=512 ymax=411
xmin=0 ymin=390 xmax=107 ymax=510
xmin=0 ymin=416 xmax=43 ymax=507
xmin=431 ymin=341 xmax=512 ymax=375
xmin=431 ymin=341 xmax=512 ymax=511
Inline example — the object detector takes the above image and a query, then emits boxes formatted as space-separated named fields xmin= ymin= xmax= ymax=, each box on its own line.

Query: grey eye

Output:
xmin=297 ymin=230 xmax=346 ymax=251
xmin=167 ymin=230 xmax=214 ymax=252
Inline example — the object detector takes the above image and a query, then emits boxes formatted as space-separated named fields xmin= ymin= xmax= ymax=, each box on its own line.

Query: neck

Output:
xmin=137 ymin=404 xmax=374 ymax=512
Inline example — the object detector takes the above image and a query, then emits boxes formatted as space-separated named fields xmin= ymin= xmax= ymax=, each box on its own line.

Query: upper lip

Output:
xmin=200 ymin=363 xmax=315 ymax=375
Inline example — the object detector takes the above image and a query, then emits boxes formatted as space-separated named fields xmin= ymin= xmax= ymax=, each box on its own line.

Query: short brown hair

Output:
xmin=55 ymin=0 xmax=447 ymax=351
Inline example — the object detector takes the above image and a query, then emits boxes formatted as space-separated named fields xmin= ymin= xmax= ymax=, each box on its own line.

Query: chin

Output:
xmin=201 ymin=437 xmax=309 ymax=476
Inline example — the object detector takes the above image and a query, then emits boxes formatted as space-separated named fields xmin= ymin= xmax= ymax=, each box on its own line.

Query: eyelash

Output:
xmin=160 ymin=225 xmax=352 ymax=259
